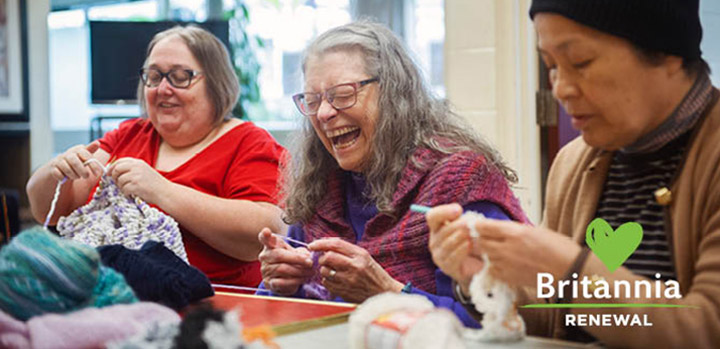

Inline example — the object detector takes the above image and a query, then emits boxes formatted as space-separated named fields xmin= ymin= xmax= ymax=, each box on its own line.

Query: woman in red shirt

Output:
xmin=26 ymin=26 xmax=286 ymax=287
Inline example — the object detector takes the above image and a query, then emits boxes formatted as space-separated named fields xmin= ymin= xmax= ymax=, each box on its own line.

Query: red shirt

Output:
xmin=98 ymin=118 xmax=285 ymax=286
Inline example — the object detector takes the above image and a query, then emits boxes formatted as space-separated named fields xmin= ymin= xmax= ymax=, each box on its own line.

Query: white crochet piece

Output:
xmin=462 ymin=211 xmax=525 ymax=342
xmin=349 ymin=293 xmax=465 ymax=349
xmin=57 ymin=175 xmax=188 ymax=263
xmin=202 ymin=309 xmax=245 ymax=349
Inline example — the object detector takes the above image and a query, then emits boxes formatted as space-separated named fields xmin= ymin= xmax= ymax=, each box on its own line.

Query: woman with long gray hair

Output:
xmin=257 ymin=21 xmax=527 ymax=327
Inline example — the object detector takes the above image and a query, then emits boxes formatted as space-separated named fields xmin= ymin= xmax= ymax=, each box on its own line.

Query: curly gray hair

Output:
xmin=283 ymin=21 xmax=517 ymax=224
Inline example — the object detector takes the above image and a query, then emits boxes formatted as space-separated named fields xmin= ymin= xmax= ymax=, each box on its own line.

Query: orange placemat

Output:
xmin=209 ymin=292 xmax=356 ymax=335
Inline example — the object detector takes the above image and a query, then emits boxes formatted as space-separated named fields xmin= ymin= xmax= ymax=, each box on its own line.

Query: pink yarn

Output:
xmin=0 ymin=302 xmax=179 ymax=349
xmin=0 ymin=310 xmax=30 ymax=349
xmin=302 ymin=251 xmax=332 ymax=300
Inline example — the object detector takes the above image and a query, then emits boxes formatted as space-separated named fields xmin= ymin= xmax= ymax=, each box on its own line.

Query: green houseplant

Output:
xmin=226 ymin=1 xmax=264 ymax=120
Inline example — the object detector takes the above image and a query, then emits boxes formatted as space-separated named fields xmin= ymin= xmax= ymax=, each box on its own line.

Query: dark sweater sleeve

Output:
xmin=407 ymin=200 xmax=511 ymax=328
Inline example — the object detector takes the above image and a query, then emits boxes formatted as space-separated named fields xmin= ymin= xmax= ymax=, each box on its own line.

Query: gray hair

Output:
xmin=283 ymin=21 xmax=517 ymax=224
xmin=137 ymin=25 xmax=239 ymax=124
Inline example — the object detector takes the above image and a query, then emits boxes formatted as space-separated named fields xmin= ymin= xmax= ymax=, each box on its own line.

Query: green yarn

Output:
xmin=92 ymin=266 xmax=138 ymax=307
xmin=0 ymin=227 xmax=137 ymax=320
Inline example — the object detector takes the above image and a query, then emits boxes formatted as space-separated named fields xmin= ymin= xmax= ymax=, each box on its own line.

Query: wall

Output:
xmin=28 ymin=0 xmax=52 ymax=171
xmin=701 ymin=0 xmax=720 ymax=86
xmin=444 ymin=0 xmax=541 ymax=222
xmin=0 ymin=0 xmax=50 ymax=209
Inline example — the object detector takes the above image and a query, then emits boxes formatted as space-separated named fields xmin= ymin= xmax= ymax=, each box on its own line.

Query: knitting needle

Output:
xmin=43 ymin=159 xmax=108 ymax=229
xmin=411 ymin=203 xmax=485 ymax=239
xmin=212 ymin=284 xmax=273 ymax=294
xmin=271 ymin=232 xmax=310 ymax=247
xmin=410 ymin=204 xmax=432 ymax=214
xmin=83 ymin=158 xmax=108 ymax=175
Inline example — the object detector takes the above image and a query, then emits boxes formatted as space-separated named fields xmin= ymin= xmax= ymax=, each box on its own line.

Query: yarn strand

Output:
xmin=272 ymin=233 xmax=309 ymax=247
xmin=211 ymin=284 xmax=272 ymax=294
xmin=43 ymin=159 xmax=108 ymax=229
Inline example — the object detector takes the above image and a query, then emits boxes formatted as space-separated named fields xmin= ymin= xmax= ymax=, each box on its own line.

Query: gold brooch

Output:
xmin=654 ymin=187 xmax=672 ymax=206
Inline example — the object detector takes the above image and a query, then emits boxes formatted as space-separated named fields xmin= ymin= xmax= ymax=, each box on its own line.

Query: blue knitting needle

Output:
xmin=410 ymin=204 xmax=432 ymax=214
xmin=272 ymin=232 xmax=309 ymax=247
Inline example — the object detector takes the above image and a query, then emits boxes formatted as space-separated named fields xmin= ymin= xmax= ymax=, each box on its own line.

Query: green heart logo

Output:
xmin=585 ymin=218 xmax=643 ymax=272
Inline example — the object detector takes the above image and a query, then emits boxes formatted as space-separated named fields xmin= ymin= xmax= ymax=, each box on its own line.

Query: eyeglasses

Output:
xmin=139 ymin=68 xmax=203 ymax=89
xmin=292 ymin=77 xmax=379 ymax=116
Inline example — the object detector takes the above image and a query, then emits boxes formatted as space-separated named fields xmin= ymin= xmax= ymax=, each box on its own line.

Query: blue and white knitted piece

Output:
xmin=57 ymin=175 xmax=188 ymax=263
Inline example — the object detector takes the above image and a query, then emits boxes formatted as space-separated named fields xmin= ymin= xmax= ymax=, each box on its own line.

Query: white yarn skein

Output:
xmin=349 ymin=293 xmax=465 ymax=349
xmin=462 ymin=211 xmax=526 ymax=343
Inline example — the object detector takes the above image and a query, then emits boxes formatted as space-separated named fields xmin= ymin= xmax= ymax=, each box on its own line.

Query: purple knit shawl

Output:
xmin=302 ymin=148 xmax=529 ymax=294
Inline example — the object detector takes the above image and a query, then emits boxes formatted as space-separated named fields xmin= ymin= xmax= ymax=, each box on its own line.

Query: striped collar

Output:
xmin=622 ymin=73 xmax=713 ymax=154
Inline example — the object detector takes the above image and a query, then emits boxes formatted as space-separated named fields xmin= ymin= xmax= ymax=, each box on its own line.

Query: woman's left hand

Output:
xmin=309 ymin=238 xmax=404 ymax=303
xmin=107 ymin=157 xmax=172 ymax=205
xmin=476 ymin=219 xmax=582 ymax=288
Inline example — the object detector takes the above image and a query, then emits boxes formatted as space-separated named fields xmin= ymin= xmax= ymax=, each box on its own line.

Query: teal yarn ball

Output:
xmin=92 ymin=266 xmax=138 ymax=307
xmin=0 ymin=228 xmax=137 ymax=320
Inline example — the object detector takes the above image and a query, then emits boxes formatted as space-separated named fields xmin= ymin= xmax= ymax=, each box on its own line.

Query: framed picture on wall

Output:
xmin=0 ymin=0 xmax=26 ymax=120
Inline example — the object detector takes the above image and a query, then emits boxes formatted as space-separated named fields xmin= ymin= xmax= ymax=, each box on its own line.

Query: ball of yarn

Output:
xmin=0 ymin=228 xmax=137 ymax=320
xmin=91 ymin=266 xmax=139 ymax=308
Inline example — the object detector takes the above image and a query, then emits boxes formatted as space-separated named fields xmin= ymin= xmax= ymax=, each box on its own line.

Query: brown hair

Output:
xmin=137 ymin=25 xmax=239 ymax=124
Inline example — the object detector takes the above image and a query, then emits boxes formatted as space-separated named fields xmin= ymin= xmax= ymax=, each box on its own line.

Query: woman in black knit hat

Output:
xmin=426 ymin=0 xmax=720 ymax=347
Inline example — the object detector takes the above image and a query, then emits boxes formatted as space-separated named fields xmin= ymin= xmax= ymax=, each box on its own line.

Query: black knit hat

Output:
xmin=529 ymin=0 xmax=703 ymax=59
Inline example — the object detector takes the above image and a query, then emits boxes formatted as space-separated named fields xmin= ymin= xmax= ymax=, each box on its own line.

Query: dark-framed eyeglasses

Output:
xmin=139 ymin=68 xmax=203 ymax=89
xmin=292 ymin=77 xmax=379 ymax=116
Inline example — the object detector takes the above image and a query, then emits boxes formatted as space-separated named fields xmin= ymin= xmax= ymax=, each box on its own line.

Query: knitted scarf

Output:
xmin=303 ymin=148 xmax=528 ymax=293
xmin=57 ymin=175 xmax=187 ymax=263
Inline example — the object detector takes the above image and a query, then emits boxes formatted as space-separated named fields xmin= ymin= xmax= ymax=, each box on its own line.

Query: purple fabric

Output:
xmin=301 ymin=148 xmax=529 ymax=294
xmin=258 ymin=201 xmax=510 ymax=328
xmin=258 ymin=149 xmax=523 ymax=328
xmin=0 ymin=310 xmax=30 ymax=349
xmin=0 ymin=303 xmax=179 ymax=349
xmin=345 ymin=172 xmax=376 ymax=241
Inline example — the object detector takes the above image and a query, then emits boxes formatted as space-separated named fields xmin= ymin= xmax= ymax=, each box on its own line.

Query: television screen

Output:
xmin=89 ymin=21 xmax=230 ymax=104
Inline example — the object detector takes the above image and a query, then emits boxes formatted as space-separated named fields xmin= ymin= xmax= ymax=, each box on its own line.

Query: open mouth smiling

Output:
xmin=159 ymin=102 xmax=178 ymax=108
xmin=327 ymin=126 xmax=361 ymax=149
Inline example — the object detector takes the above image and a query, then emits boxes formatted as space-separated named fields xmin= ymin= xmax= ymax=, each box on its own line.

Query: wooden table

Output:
xmin=275 ymin=323 xmax=595 ymax=348
xmin=209 ymin=292 xmax=593 ymax=348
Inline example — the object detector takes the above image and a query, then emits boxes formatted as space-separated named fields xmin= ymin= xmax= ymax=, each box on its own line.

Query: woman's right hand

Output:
xmin=427 ymin=204 xmax=485 ymax=295
xmin=258 ymin=228 xmax=315 ymax=295
xmin=49 ymin=142 xmax=103 ymax=181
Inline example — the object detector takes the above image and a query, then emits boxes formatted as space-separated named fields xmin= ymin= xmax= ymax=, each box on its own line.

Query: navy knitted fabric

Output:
xmin=98 ymin=241 xmax=213 ymax=310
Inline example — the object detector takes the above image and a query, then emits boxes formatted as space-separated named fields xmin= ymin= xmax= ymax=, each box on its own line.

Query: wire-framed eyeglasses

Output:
xmin=292 ymin=77 xmax=379 ymax=116
xmin=139 ymin=68 xmax=203 ymax=89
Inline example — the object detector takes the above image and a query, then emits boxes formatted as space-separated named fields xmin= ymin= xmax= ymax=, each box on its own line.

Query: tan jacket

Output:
xmin=520 ymin=94 xmax=720 ymax=348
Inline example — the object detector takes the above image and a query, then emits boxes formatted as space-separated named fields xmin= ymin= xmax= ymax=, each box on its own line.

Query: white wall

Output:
xmin=28 ymin=0 xmax=52 ymax=171
xmin=445 ymin=0 xmax=541 ymax=222
xmin=49 ymin=25 xmax=93 ymax=131
xmin=701 ymin=0 xmax=720 ymax=86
